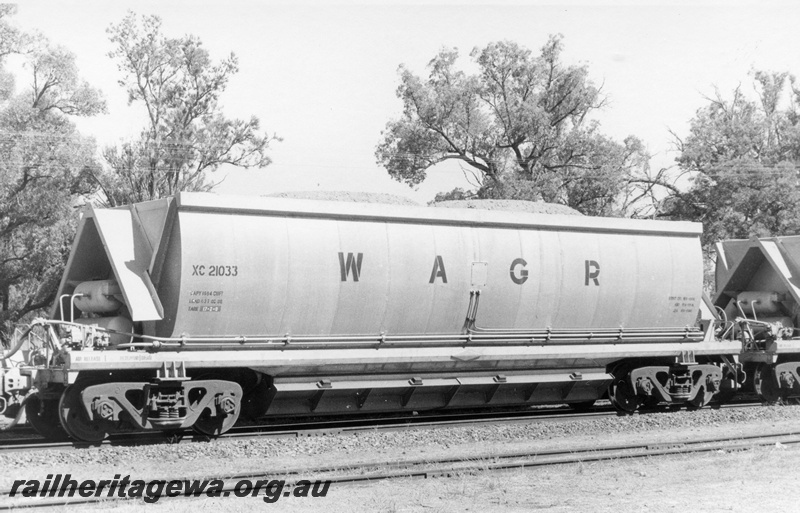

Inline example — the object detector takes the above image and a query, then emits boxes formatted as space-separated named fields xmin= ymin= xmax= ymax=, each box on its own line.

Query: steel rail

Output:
xmin=0 ymin=405 xmax=620 ymax=452
xmin=0 ymin=401 xmax=765 ymax=453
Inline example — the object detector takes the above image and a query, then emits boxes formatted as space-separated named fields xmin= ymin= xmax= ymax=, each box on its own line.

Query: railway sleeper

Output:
xmin=612 ymin=364 xmax=722 ymax=413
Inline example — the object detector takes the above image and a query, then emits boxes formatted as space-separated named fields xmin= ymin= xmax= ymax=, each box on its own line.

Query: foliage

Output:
xmin=665 ymin=72 xmax=800 ymax=253
xmin=376 ymin=36 xmax=653 ymax=216
xmin=97 ymin=12 xmax=278 ymax=206
xmin=0 ymin=7 xmax=106 ymax=343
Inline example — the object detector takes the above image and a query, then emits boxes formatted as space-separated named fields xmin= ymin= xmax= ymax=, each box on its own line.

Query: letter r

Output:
xmin=585 ymin=260 xmax=600 ymax=286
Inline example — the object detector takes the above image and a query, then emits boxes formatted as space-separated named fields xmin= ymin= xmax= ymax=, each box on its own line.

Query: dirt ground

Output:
xmin=64 ymin=444 xmax=799 ymax=512
xmin=3 ymin=410 xmax=800 ymax=512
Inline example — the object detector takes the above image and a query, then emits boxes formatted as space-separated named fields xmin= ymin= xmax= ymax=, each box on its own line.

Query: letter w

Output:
xmin=338 ymin=252 xmax=363 ymax=282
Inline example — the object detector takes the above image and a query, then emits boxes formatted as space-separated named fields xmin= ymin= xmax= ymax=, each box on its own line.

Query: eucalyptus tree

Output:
xmin=0 ymin=6 xmax=106 ymax=342
xmin=376 ymin=36 xmax=652 ymax=216
xmin=666 ymin=71 xmax=800 ymax=252
xmin=99 ymin=12 xmax=278 ymax=206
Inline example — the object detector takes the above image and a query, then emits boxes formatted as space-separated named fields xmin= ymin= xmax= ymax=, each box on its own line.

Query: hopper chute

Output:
xmin=51 ymin=199 xmax=173 ymax=322
xmin=714 ymin=236 xmax=800 ymax=328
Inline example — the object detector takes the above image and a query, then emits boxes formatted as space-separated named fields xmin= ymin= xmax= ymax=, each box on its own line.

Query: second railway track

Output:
xmin=1 ymin=424 xmax=797 ymax=510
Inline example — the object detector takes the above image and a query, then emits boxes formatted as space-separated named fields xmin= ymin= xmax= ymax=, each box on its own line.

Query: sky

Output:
xmin=8 ymin=0 xmax=800 ymax=203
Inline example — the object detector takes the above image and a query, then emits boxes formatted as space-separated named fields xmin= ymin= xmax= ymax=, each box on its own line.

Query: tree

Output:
xmin=0 ymin=4 xmax=26 ymax=104
xmin=665 ymin=72 xmax=800 ymax=253
xmin=376 ymin=36 xmax=652 ymax=216
xmin=0 ymin=7 xmax=106 ymax=344
xmin=97 ymin=12 xmax=279 ymax=206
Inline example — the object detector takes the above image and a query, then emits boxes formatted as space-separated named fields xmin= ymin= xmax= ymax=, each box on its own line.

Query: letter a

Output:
xmin=429 ymin=255 xmax=448 ymax=284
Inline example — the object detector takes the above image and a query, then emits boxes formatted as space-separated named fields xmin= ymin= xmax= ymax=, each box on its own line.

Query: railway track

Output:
xmin=0 ymin=404 xmax=620 ymax=452
xmin=0 ymin=400 xmax=765 ymax=453
xmin=1 ymin=423 xmax=797 ymax=509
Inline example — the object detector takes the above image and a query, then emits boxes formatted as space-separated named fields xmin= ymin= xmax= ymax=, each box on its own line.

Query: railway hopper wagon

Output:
xmin=20 ymin=193 xmax=740 ymax=441
xmin=715 ymin=235 xmax=800 ymax=402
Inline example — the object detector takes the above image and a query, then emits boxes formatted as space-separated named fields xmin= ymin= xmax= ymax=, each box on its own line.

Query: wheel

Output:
xmin=609 ymin=378 xmax=640 ymax=414
xmin=189 ymin=375 xmax=242 ymax=436
xmin=754 ymin=364 xmax=782 ymax=404
xmin=713 ymin=366 xmax=741 ymax=405
xmin=641 ymin=395 xmax=661 ymax=410
xmin=25 ymin=393 xmax=68 ymax=440
xmin=192 ymin=405 xmax=240 ymax=437
xmin=4 ymin=401 xmax=21 ymax=420
xmin=241 ymin=377 xmax=270 ymax=419
xmin=712 ymin=387 xmax=737 ymax=405
xmin=58 ymin=385 xmax=108 ymax=442
xmin=687 ymin=386 xmax=714 ymax=410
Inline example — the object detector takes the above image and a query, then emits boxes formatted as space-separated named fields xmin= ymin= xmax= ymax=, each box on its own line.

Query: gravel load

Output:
xmin=264 ymin=191 xmax=582 ymax=216
xmin=432 ymin=199 xmax=582 ymax=215
xmin=265 ymin=191 xmax=420 ymax=206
